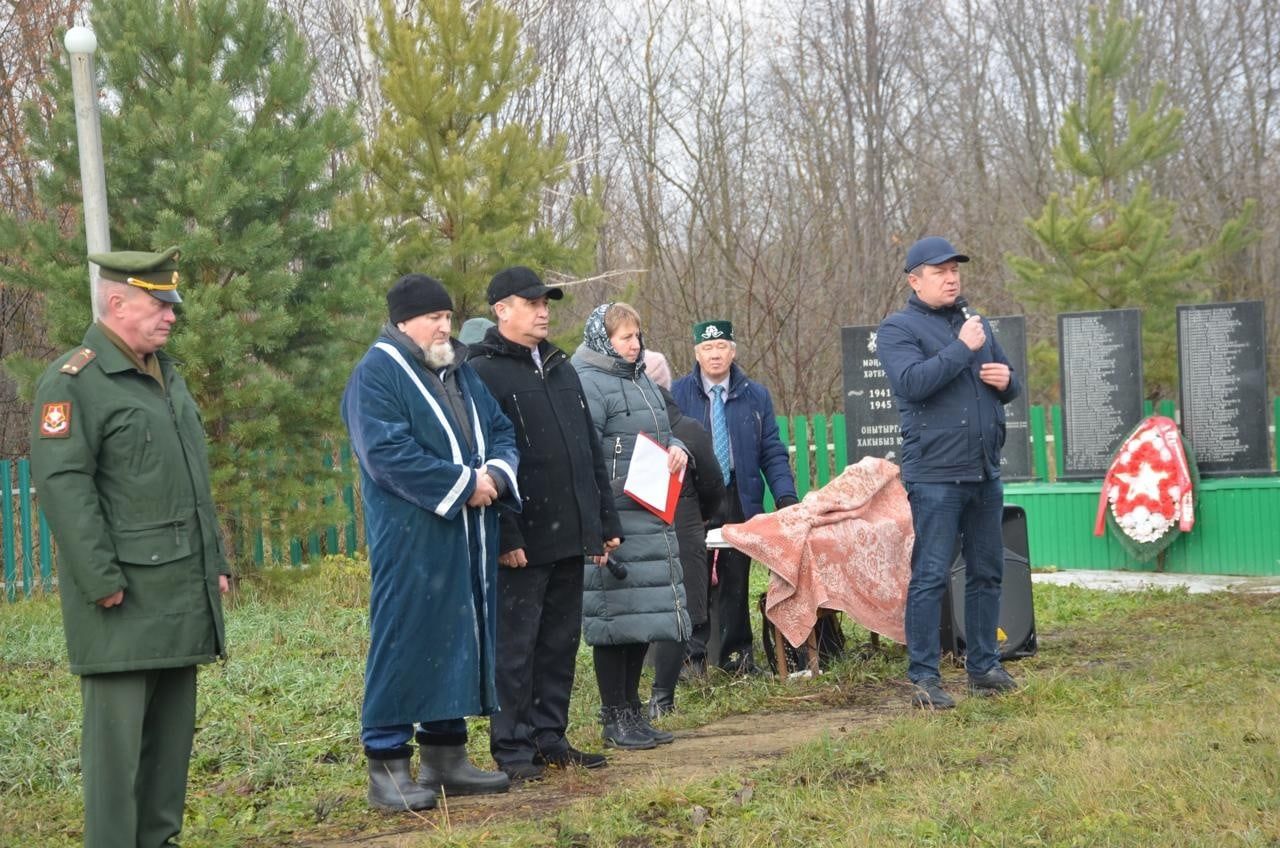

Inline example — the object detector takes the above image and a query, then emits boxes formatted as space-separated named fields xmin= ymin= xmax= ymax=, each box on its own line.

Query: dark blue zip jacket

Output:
xmin=671 ymin=363 xmax=797 ymax=519
xmin=876 ymin=294 xmax=1020 ymax=484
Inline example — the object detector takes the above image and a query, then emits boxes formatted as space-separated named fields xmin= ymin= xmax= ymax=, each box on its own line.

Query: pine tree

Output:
xmin=360 ymin=0 xmax=602 ymax=320
xmin=0 ymin=0 xmax=387 ymax=557
xmin=1007 ymin=0 xmax=1255 ymax=401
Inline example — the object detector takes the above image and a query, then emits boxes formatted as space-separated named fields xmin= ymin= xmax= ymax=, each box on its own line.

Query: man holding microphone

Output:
xmin=875 ymin=236 xmax=1021 ymax=709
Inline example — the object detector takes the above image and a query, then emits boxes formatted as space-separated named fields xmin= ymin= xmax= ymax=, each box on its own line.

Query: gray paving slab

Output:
xmin=1031 ymin=569 xmax=1280 ymax=594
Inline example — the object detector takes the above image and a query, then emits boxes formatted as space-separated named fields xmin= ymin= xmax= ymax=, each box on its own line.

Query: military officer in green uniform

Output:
xmin=30 ymin=247 xmax=229 ymax=848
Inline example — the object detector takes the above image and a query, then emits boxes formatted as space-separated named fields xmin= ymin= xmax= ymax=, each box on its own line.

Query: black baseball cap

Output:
xmin=486 ymin=266 xmax=564 ymax=305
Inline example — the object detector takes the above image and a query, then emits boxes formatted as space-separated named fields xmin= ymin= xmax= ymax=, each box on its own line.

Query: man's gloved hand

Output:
xmin=775 ymin=495 xmax=800 ymax=509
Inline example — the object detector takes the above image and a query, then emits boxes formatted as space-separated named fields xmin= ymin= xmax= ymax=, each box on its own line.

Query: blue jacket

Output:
xmin=876 ymin=294 xmax=1021 ymax=484
xmin=671 ymin=363 xmax=797 ymax=519
xmin=342 ymin=333 xmax=520 ymax=727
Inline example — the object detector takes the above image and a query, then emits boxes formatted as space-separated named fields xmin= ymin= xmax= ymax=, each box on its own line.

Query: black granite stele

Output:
xmin=1177 ymin=301 xmax=1271 ymax=477
xmin=987 ymin=315 xmax=1033 ymax=481
xmin=1057 ymin=309 xmax=1144 ymax=480
xmin=842 ymin=325 xmax=901 ymax=463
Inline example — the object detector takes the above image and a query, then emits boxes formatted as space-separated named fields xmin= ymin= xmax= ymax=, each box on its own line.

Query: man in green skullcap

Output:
xmin=30 ymin=247 xmax=229 ymax=848
xmin=671 ymin=320 xmax=798 ymax=679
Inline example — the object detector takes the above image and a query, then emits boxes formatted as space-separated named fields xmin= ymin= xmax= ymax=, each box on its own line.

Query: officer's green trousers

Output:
xmin=80 ymin=666 xmax=197 ymax=848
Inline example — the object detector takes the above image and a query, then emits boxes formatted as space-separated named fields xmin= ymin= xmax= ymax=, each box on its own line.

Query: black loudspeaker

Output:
xmin=939 ymin=505 xmax=1038 ymax=660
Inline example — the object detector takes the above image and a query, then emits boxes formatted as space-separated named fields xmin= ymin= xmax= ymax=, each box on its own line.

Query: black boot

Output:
xmin=600 ymin=705 xmax=656 ymax=750
xmin=367 ymin=757 xmax=436 ymax=812
xmin=651 ymin=639 xmax=685 ymax=703
xmin=417 ymin=744 xmax=510 ymax=797
xmin=648 ymin=687 xmax=676 ymax=719
xmin=628 ymin=702 xmax=674 ymax=745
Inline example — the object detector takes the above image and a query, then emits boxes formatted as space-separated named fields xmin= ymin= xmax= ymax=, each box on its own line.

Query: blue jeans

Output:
xmin=362 ymin=717 xmax=467 ymax=755
xmin=904 ymin=479 xmax=1005 ymax=683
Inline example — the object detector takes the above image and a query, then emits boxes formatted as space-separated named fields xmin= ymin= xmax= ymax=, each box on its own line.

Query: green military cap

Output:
xmin=89 ymin=246 xmax=182 ymax=303
xmin=692 ymin=319 xmax=733 ymax=343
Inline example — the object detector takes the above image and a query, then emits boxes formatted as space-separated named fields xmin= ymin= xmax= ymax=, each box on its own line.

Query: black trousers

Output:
xmin=489 ymin=555 xmax=584 ymax=766
xmin=592 ymin=642 xmax=649 ymax=708
xmin=688 ymin=480 xmax=753 ymax=669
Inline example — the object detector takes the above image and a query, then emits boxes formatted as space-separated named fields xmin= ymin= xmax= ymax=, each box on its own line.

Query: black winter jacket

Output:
xmin=876 ymin=294 xmax=1021 ymax=483
xmin=467 ymin=328 xmax=622 ymax=565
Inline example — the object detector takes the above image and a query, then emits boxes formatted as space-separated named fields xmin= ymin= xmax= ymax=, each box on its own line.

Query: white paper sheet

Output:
xmin=623 ymin=432 xmax=677 ymax=512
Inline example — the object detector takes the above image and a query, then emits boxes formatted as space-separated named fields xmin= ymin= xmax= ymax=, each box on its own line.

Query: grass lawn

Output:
xmin=2 ymin=557 xmax=1277 ymax=846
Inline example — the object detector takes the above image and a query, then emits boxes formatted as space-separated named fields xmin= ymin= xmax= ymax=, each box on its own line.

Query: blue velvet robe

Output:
xmin=342 ymin=335 xmax=519 ymax=727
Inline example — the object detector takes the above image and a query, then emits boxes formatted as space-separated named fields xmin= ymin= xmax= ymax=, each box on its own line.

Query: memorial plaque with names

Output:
xmin=1177 ymin=301 xmax=1271 ymax=477
xmin=842 ymin=325 xmax=901 ymax=463
xmin=1058 ymin=309 xmax=1144 ymax=480
xmin=987 ymin=315 xmax=1033 ymax=481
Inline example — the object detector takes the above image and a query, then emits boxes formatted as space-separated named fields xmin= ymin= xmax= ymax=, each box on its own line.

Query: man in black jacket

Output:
xmin=468 ymin=266 xmax=623 ymax=780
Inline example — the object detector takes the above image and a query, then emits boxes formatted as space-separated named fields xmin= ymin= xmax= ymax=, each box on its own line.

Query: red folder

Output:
xmin=622 ymin=431 xmax=684 ymax=524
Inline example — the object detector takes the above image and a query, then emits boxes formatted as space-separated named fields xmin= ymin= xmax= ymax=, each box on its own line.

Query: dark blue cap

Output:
xmin=904 ymin=236 xmax=969 ymax=273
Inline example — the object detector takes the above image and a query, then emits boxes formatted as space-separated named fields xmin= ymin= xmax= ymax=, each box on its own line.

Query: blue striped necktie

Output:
xmin=711 ymin=385 xmax=731 ymax=484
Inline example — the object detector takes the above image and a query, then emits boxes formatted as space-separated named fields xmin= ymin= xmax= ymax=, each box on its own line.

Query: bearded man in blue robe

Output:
xmin=342 ymin=274 xmax=521 ymax=811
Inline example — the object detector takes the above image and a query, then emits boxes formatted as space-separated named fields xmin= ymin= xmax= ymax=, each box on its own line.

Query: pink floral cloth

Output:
xmin=721 ymin=457 xmax=912 ymax=647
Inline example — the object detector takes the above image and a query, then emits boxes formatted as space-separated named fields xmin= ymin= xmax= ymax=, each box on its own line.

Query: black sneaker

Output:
xmin=968 ymin=666 xmax=1019 ymax=696
xmin=910 ymin=678 xmax=956 ymax=710
xmin=499 ymin=761 xmax=547 ymax=783
xmin=533 ymin=746 xmax=608 ymax=769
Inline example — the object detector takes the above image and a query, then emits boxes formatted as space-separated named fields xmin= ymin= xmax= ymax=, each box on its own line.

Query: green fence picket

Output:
xmin=343 ymin=443 xmax=358 ymax=556
xmin=813 ymin=414 xmax=830 ymax=488
xmin=323 ymin=453 xmax=339 ymax=555
xmin=2 ymin=459 xmax=14 ymax=602
xmin=18 ymin=460 xmax=34 ymax=597
xmin=767 ymin=416 xmax=788 ymax=511
xmin=39 ymin=508 xmax=53 ymax=591
xmin=1051 ymin=404 xmax=1065 ymax=481
xmin=792 ymin=415 xmax=812 ymax=498
xmin=832 ymin=413 xmax=847 ymax=473
xmin=1030 ymin=405 xmax=1049 ymax=481
xmin=254 ymin=526 xmax=265 ymax=566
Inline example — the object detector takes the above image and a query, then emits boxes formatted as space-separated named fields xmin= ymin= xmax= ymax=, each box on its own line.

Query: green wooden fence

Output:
xmin=4 ymin=400 xmax=1279 ymax=600
xmin=2 ymin=458 xmax=55 ymax=601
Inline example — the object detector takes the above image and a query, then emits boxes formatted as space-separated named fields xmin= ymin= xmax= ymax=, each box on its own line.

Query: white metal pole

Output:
xmin=64 ymin=26 xmax=110 ymax=320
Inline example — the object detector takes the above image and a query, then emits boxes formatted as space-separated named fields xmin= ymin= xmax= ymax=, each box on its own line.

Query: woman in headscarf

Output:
xmin=572 ymin=303 xmax=691 ymax=750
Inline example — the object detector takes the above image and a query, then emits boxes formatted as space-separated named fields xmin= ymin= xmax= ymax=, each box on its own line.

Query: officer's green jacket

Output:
xmin=31 ymin=323 xmax=228 ymax=675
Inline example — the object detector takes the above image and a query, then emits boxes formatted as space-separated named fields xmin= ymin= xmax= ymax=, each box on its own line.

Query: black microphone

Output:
xmin=605 ymin=556 xmax=628 ymax=580
xmin=955 ymin=296 xmax=977 ymax=321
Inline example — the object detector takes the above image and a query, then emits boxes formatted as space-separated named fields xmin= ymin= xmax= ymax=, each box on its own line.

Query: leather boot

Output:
xmin=367 ymin=757 xmax=436 ymax=812
xmin=417 ymin=744 xmax=510 ymax=796
xmin=628 ymin=702 xmax=674 ymax=745
xmin=648 ymin=687 xmax=676 ymax=720
xmin=600 ymin=705 xmax=656 ymax=750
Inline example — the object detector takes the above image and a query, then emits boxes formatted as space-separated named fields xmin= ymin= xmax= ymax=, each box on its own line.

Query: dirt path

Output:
xmin=308 ymin=689 xmax=908 ymax=847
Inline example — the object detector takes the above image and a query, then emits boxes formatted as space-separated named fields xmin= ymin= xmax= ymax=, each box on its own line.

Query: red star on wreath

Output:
xmin=1094 ymin=416 xmax=1197 ymax=562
